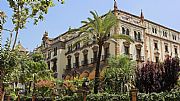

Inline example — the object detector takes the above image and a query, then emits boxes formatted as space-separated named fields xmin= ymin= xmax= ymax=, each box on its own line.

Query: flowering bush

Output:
xmin=35 ymin=80 xmax=55 ymax=98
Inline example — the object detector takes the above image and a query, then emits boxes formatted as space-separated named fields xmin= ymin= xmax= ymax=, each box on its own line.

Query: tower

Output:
xmin=113 ymin=0 xmax=120 ymax=56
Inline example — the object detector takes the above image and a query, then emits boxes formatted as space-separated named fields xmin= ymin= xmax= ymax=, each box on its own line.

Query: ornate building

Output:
xmin=37 ymin=1 xmax=180 ymax=79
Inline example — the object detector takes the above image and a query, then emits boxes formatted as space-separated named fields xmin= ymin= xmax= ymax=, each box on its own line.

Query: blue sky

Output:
xmin=0 ymin=0 xmax=180 ymax=51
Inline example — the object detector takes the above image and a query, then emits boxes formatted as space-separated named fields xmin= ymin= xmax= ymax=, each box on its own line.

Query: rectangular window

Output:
xmin=75 ymin=42 xmax=80 ymax=50
xmin=154 ymin=42 xmax=158 ymax=50
xmin=68 ymin=58 xmax=71 ymax=69
xmin=47 ymin=50 xmax=51 ymax=59
xmin=136 ymin=49 xmax=141 ymax=59
xmin=52 ymin=60 xmax=57 ymax=72
xmin=122 ymin=27 xmax=125 ymax=34
xmin=165 ymin=45 xmax=168 ymax=52
xmin=75 ymin=56 xmax=79 ymax=68
xmin=93 ymin=51 xmax=97 ymax=63
xmin=54 ymin=47 xmax=57 ymax=56
xmin=175 ymin=47 xmax=178 ymax=54
xmin=104 ymin=47 xmax=110 ymax=59
xmin=155 ymin=57 xmax=159 ymax=63
xmin=173 ymin=35 xmax=177 ymax=40
xmin=124 ymin=46 xmax=129 ymax=55
xmin=84 ymin=54 xmax=88 ymax=65
xmin=163 ymin=31 xmax=167 ymax=37
xmin=152 ymin=27 xmax=157 ymax=34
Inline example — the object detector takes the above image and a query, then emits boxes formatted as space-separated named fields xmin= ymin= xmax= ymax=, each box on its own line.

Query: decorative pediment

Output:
xmin=154 ymin=51 xmax=160 ymax=56
xmin=82 ymin=49 xmax=88 ymax=54
xmin=135 ymin=44 xmax=142 ymax=49
xmin=74 ymin=52 xmax=79 ymax=57
xmin=92 ymin=46 xmax=98 ymax=52
xmin=123 ymin=41 xmax=130 ymax=47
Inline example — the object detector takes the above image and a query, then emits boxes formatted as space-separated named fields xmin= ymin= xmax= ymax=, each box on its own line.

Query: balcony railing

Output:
xmin=73 ymin=62 xmax=79 ymax=68
xmin=73 ymin=63 xmax=76 ymax=68
xmin=134 ymin=38 xmax=143 ymax=42
xmin=81 ymin=60 xmax=88 ymax=66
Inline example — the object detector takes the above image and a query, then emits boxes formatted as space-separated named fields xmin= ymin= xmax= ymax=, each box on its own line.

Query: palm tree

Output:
xmin=69 ymin=11 xmax=134 ymax=94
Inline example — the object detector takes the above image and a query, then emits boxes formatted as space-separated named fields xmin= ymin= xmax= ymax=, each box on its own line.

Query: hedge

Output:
xmin=5 ymin=89 xmax=180 ymax=101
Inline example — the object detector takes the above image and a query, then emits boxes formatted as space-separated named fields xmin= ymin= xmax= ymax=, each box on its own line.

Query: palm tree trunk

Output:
xmin=94 ymin=43 xmax=103 ymax=94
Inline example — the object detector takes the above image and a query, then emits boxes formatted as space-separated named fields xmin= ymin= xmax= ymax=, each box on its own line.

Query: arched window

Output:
xmin=82 ymin=49 xmax=88 ymax=65
xmin=138 ymin=32 xmax=141 ymax=41
xmin=122 ymin=27 xmax=125 ymax=34
xmin=74 ymin=53 xmax=79 ymax=68
xmin=67 ymin=55 xmax=71 ymax=69
xmin=134 ymin=31 xmax=137 ymax=40
xmin=155 ymin=28 xmax=157 ymax=34
xmin=126 ymin=29 xmax=129 ymax=35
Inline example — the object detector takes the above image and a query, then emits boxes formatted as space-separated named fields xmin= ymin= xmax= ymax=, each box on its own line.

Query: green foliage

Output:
xmin=106 ymin=55 xmax=136 ymax=78
xmin=138 ymin=88 xmax=180 ymax=101
xmin=103 ymin=55 xmax=136 ymax=93
xmin=0 ymin=11 xmax=6 ymax=30
xmin=86 ymin=93 xmax=130 ymax=101
xmin=7 ymin=0 xmax=56 ymax=29
xmin=0 ymin=39 xmax=52 ymax=99
xmin=1 ymin=0 xmax=65 ymax=49
xmin=0 ymin=39 xmax=19 ymax=82
xmin=57 ymin=94 xmax=83 ymax=101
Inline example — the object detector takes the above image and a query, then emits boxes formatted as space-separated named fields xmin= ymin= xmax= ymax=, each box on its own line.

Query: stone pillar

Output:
xmin=130 ymin=88 xmax=138 ymax=101
xmin=32 ymin=95 xmax=35 ymax=101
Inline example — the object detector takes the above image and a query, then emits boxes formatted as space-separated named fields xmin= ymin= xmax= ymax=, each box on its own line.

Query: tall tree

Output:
xmin=1 ymin=0 xmax=64 ymax=49
xmin=70 ymin=11 xmax=134 ymax=94
xmin=104 ymin=55 xmax=136 ymax=93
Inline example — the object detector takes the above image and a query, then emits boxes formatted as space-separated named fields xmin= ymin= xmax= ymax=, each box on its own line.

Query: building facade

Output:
xmin=37 ymin=2 xmax=180 ymax=79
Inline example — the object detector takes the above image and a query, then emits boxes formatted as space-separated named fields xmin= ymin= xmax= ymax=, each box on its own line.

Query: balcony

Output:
xmin=134 ymin=38 xmax=143 ymax=43
xmin=81 ymin=60 xmax=88 ymax=66
xmin=136 ymin=55 xmax=144 ymax=62
xmin=73 ymin=63 xmax=79 ymax=68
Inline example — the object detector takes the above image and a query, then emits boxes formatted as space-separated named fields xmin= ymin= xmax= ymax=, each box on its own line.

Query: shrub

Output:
xmin=135 ymin=56 xmax=180 ymax=93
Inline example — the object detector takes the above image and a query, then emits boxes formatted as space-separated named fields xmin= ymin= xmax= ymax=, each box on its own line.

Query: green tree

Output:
xmin=70 ymin=11 xmax=134 ymax=94
xmin=1 ymin=0 xmax=64 ymax=49
xmin=0 ymin=40 xmax=52 ymax=99
xmin=103 ymin=55 xmax=136 ymax=93
xmin=0 ymin=39 xmax=19 ymax=101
